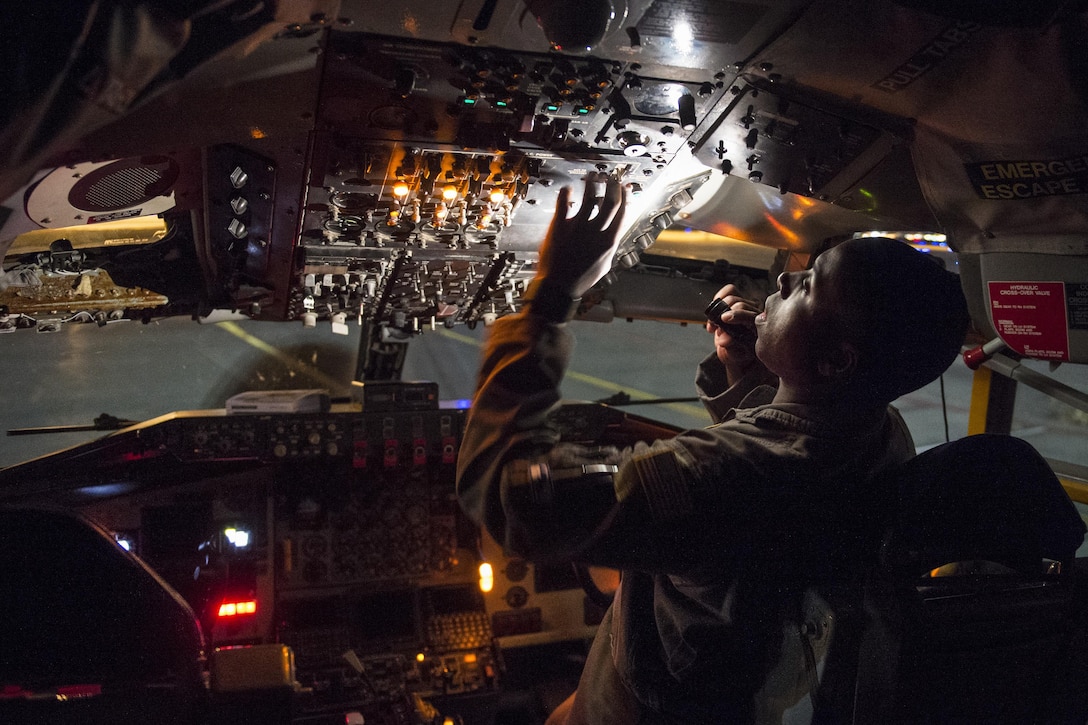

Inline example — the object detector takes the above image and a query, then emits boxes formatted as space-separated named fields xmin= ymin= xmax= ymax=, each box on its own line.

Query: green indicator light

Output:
xmin=496 ymin=100 xmax=508 ymax=107
xmin=545 ymin=103 xmax=560 ymax=112
xmin=576 ymin=106 xmax=590 ymax=115
xmin=463 ymin=97 xmax=477 ymax=105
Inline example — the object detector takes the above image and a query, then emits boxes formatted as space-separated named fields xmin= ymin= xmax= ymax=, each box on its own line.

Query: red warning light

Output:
xmin=217 ymin=600 xmax=257 ymax=618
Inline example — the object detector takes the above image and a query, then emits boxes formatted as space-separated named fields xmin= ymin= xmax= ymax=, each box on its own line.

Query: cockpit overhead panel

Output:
xmin=2 ymin=0 xmax=1087 ymax=363
xmin=288 ymin=28 xmax=734 ymax=332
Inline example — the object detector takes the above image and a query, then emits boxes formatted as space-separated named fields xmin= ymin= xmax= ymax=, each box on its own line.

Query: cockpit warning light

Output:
xmin=478 ymin=562 xmax=495 ymax=593
xmin=217 ymin=600 xmax=257 ymax=618
xmin=224 ymin=527 xmax=251 ymax=548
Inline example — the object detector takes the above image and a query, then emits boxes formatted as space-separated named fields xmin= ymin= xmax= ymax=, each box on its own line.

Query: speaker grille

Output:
xmin=68 ymin=157 xmax=180 ymax=212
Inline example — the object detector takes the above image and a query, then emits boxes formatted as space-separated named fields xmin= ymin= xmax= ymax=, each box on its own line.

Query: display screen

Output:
xmin=141 ymin=502 xmax=213 ymax=560
xmin=426 ymin=584 xmax=484 ymax=615
xmin=352 ymin=589 xmax=418 ymax=647
xmin=280 ymin=596 xmax=346 ymax=630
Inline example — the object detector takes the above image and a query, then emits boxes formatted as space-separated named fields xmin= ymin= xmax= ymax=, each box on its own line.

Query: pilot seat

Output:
xmin=804 ymin=434 xmax=1088 ymax=724
xmin=0 ymin=507 xmax=208 ymax=724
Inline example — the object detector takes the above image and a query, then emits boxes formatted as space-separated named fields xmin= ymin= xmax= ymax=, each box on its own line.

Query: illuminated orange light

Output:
xmin=478 ymin=562 xmax=494 ymax=593
xmin=442 ymin=185 xmax=458 ymax=201
xmin=217 ymin=600 xmax=257 ymax=617
xmin=392 ymin=182 xmax=410 ymax=198
xmin=489 ymin=189 xmax=506 ymax=204
xmin=463 ymin=653 xmax=478 ymax=663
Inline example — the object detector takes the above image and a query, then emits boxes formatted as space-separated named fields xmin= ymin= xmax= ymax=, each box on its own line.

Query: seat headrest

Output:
xmin=880 ymin=434 xmax=1086 ymax=577
xmin=0 ymin=506 xmax=204 ymax=689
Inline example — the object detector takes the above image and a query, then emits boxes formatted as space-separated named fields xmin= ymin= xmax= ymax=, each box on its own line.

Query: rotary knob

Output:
xmin=615 ymin=130 xmax=650 ymax=157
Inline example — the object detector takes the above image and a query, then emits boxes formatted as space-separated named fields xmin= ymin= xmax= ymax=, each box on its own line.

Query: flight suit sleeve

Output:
xmin=695 ymin=352 xmax=779 ymax=423
xmin=454 ymin=311 xmax=600 ymax=557
xmin=455 ymin=312 xmax=753 ymax=572
xmin=455 ymin=312 xmax=626 ymax=563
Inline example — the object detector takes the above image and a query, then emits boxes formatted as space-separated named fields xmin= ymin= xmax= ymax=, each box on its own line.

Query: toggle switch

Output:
xmin=678 ymin=94 xmax=697 ymax=131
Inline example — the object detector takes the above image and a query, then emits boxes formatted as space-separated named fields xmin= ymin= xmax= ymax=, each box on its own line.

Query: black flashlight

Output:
xmin=705 ymin=298 xmax=755 ymax=342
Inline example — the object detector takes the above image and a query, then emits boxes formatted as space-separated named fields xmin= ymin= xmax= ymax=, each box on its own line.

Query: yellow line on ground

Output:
xmin=436 ymin=328 xmax=482 ymax=347
xmin=436 ymin=329 xmax=707 ymax=421
xmin=217 ymin=321 xmax=346 ymax=391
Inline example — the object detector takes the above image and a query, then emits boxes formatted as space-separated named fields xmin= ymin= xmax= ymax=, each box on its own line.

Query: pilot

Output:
xmin=455 ymin=174 xmax=970 ymax=723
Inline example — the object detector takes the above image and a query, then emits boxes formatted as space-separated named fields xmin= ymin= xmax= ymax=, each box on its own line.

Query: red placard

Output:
xmin=987 ymin=281 xmax=1070 ymax=361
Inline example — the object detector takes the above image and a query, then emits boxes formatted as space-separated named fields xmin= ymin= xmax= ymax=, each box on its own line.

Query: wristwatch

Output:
xmin=522 ymin=278 xmax=581 ymax=323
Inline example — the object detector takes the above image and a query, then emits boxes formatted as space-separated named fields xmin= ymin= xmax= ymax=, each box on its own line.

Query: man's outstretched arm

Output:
xmin=455 ymin=175 xmax=630 ymax=562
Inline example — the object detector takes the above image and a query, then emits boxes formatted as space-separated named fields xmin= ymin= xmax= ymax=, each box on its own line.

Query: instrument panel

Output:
xmin=0 ymin=394 xmax=686 ymax=721
xmin=289 ymin=30 xmax=730 ymax=334
xmin=1 ymin=9 xmax=753 ymax=343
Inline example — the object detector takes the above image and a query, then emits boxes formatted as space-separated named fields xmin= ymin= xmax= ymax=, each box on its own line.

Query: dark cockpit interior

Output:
xmin=2 ymin=1 xmax=1088 ymax=723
